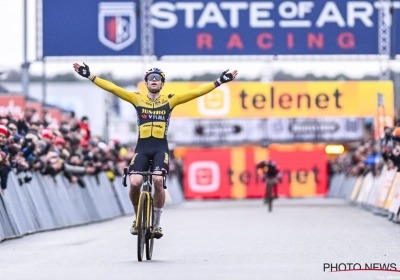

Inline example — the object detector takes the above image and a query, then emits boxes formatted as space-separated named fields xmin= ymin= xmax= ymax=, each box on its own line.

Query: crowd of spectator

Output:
xmin=0 ymin=107 xmax=185 ymax=195
xmin=328 ymin=121 xmax=400 ymax=181
xmin=0 ymin=107 xmax=138 ymax=195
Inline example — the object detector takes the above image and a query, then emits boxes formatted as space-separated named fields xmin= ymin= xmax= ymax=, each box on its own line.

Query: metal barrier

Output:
xmin=329 ymin=170 xmax=400 ymax=225
xmin=0 ymin=171 xmax=185 ymax=242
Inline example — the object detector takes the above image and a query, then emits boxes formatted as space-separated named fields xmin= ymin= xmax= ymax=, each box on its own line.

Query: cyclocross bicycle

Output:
xmin=122 ymin=162 xmax=166 ymax=261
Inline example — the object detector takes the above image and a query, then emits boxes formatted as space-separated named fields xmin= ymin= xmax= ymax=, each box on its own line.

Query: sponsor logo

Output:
xmin=198 ymin=84 xmax=230 ymax=117
xmin=289 ymin=121 xmax=339 ymax=134
xmin=141 ymin=109 xmax=166 ymax=115
xmin=164 ymin=153 xmax=169 ymax=164
xmin=188 ymin=161 xmax=220 ymax=193
xmin=98 ymin=2 xmax=136 ymax=51
xmin=149 ymin=115 xmax=166 ymax=120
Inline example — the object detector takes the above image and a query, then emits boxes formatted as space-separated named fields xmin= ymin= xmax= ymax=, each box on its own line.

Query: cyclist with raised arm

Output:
xmin=73 ymin=63 xmax=238 ymax=238
xmin=256 ymin=159 xmax=282 ymax=203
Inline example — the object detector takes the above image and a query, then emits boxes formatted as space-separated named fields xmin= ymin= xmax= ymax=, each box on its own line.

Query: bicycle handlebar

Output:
xmin=122 ymin=167 xmax=167 ymax=189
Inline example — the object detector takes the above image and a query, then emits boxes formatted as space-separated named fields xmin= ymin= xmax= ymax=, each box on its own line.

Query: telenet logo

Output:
xmin=198 ymin=84 xmax=230 ymax=117
xmin=188 ymin=161 xmax=220 ymax=193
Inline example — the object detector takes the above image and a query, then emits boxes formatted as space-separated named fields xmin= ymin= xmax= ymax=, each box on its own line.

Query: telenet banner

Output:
xmin=138 ymin=81 xmax=394 ymax=119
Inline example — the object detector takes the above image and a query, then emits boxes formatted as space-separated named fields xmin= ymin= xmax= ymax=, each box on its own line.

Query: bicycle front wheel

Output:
xmin=145 ymin=198 xmax=154 ymax=260
xmin=137 ymin=194 xmax=147 ymax=261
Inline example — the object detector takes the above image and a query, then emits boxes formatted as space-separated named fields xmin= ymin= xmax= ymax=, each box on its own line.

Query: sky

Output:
xmin=1 ymin=0 xmax=400 ymax=81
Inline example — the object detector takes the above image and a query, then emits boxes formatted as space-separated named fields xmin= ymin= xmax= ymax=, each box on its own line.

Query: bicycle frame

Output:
xmin=122 ymin=167 xmax=167 ymax=261
xmin=122 ymin=168 xmax=167 ymax=228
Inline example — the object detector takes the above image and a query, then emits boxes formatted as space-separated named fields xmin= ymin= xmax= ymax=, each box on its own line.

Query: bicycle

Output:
xmin=122 ymin=162 xmax=167 ymax=261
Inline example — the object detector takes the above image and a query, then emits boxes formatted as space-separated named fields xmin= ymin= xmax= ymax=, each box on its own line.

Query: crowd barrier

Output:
xmin=0 ymin=172 xmax=184 ymax=242
xmin=328 ymin=165 xmax=400 ymax=223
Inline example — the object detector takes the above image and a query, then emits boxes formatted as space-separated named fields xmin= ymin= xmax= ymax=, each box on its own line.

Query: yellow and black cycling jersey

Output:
xmin=94 ymin=77 xmax=216 ymax=142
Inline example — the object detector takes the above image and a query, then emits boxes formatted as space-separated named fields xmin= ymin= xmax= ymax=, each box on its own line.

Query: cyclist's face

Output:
xmin=146 ymin=74 xmax=164 ymax=93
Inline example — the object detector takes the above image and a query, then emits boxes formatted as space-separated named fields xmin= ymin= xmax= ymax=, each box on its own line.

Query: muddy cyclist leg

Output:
xmin=152 ymin=170 xmax=165 ymax=226
xmin=152 ymin=150 xmax=170 ymax=228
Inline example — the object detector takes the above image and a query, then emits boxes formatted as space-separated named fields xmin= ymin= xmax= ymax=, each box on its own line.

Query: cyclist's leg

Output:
xmin=273 ymin=177 xmax=279 ymax=198
xmin=273 ymin=185 xmax=278 ymax=198
xmin=128 ymin=151 xmax=150 ymax=213
xmin=151 ymin=150 xmax=169 ymax=236
xmin=264 ymin=177 xmax=270 ymax=201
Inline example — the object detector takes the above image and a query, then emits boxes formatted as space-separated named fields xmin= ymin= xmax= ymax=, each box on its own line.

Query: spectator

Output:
xmin=25 ymin=121 xmax=41 ymax=145
xmin=6 ymin=119 xmax=18 ymax=136
xmin=79 ymin=116 xmax=91 ymax=141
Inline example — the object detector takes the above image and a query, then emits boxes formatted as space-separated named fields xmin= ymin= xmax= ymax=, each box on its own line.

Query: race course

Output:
xmin=1 ymin=198 xmax=399 ymax=280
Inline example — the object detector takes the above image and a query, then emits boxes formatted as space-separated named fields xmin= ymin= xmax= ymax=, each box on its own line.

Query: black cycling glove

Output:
xmin=214 ymin=70 xmax=234 ymax=87
xmin=219 ymin=70 xmax=234 ymax=83
xmin=77 ymin=64 xmax=91 ymax=78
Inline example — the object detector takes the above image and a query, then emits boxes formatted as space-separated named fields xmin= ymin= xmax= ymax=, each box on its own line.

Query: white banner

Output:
xmin=168 ymin=118 xmax=267 ymax=146
xmin=168 ymin=117 xmax=363 ymax=146
xmin=267 ymin=117 xmax=363 ymax=142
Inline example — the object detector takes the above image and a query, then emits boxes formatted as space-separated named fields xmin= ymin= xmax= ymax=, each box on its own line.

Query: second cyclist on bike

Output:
xmin=256 ymin=159 xmax=282 ymax=203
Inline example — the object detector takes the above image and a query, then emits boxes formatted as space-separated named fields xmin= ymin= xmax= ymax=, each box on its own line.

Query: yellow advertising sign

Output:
xmin=138 ymin=81 xmax=394 ymax=118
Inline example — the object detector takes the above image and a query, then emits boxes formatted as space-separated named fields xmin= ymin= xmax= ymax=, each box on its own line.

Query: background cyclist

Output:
xmin=256 ymin=159 xmax=282 ymax=203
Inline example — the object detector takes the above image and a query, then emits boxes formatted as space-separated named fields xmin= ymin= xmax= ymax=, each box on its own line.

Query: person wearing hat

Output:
xmin=0 ymin=124 xmax=9 ymax=151
xmin=41 ymin=128 xmax=57 ymax=155
xmin=48 ymin=137 xmax=69 ymax=161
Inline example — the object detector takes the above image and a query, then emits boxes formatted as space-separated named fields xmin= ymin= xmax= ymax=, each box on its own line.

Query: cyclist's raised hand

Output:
xmin=73 ymin=62 xmax=91 ymax=78
xmin=215 ymin=69 xmax=238 ymax=87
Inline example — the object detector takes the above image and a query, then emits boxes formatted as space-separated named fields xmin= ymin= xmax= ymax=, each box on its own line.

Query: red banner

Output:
xmin=184 ymin=146 xmax=328 ymax=199
xmin=0 ymin=95 xmax=25 ymax=120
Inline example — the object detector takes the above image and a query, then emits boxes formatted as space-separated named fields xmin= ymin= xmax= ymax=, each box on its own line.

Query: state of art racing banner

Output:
xmin=151 ymin=0 xmax=386 ymax=55
xmin=42 ymin=0 xmax=400 ymax=56
xmin=184 ymin=145 xmax=328 ymax=199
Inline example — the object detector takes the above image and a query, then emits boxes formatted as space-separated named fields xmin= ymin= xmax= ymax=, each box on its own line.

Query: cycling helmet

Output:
xmin=144 ymin=67 xmax=165 ymax=82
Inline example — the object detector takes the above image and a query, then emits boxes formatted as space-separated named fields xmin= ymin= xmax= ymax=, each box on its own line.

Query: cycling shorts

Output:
xmin=128 ymin=142 xmax=170 ymax=174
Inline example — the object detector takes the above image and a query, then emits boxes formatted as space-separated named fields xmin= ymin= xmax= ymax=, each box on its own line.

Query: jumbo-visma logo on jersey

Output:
xmin=98 ymin=2 xmax=137 ymax=51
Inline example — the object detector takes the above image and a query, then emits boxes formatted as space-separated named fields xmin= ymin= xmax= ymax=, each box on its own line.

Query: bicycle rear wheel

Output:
xmin=145 ymin=198 xmax=154 ymax=260
xmin=137 ymin=194 xmax=147 ymax=261
xmin=266 ymin=181 xmax=274 ymax=212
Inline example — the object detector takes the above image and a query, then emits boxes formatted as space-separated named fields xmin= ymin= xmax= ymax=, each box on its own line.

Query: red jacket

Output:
xmin=79 ymin=123 xmax=91 ymax=141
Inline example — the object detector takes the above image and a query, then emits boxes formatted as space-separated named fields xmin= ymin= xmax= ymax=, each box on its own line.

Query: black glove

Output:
xmin=219 ymin=70 xmax=234 ymax=83
xmin=214 ymin=70 xmax=234 ymax=87
xmin=78 ymin=64 xmax=90 ymax=78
